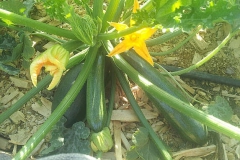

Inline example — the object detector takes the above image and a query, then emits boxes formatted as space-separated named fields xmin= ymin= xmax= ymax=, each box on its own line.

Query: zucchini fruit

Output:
xmin=122 ymin=52 xmax=208 ymax=144
xmin=87 ymin=52 xmax=107 ymax=132
xmin=52 ymin=63 xmax=86 ymax=128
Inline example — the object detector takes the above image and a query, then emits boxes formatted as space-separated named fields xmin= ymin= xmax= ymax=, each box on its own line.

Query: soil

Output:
xmin=1 ymin=2 xmax=240 ymax=160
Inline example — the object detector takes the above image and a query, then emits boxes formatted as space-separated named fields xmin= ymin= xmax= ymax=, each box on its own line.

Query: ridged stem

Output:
xmin=0 ymin=9 xmax=77 ymax=40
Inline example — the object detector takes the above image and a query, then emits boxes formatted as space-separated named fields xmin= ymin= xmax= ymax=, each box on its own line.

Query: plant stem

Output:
xmin=92 ymin=0 xmax=104 ymax=19
xmin=98 ymin=23 xmax=147 ymax=40
xmin=146 ymin=29 xmax=183 ymax=46
xmin=101 ymin=0 xmax=120 ymax=32
xmin=0 ymin=9 xmax=77 ymax=40
xmin=168 ymin=30 xmax=238 ymax=76
xmin=113 ymin=55 xmax=240 ymax=140
xmin=150 ymin=27 xmax=200 ymax=56
xmin=112 ymin=0 xmax=125 ymax=22
xmin=13 ymin=45 xmax=100 ymax=160
xmin=0 ymin=43 xmax=86 ymax=125
xmin=115 ymin=66 xmax=172 ymax=160
xmin=0 ymin=75 xmax=52 ymax=124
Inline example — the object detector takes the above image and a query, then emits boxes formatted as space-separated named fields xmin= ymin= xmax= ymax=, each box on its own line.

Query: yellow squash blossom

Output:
xmin=108 ymin=0 xmax=157 ymax=66
xmin=30 ymin=45 xmax=69 ymax=90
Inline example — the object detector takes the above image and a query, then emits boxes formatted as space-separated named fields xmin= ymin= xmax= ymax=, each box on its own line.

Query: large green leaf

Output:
xmin=154 ymin=0 xmax=240 ymax=30
xmin=179 ymin=0 xmax=240 ymax=30
xmin=40 ymin=118 xmax=91 ymax=156
xmin=204 ymin=96 xmax=233 ymax=122
xmin=0 ymin=0 xmax=26 ymax=15
xmin=126 ymin=127 xmax=162 ymax=160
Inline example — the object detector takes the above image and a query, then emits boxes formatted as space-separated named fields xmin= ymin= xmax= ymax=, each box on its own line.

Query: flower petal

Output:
xmin=133 ymin=0 xmax=140 ymax=13
xmin=108 ymin=40 xmax=133 ymax=57
xmin=109 ymin=22 xmax=129 ymax=31
xmin=133 ymin=41 xmax=153 ymax=65
xmin=47 ymin=69 xmax=63 ymax=90
xmin=30 ymin=54 xmax=46 ymax=87
xmin=137 ymin=28 xmax=157 ymax=41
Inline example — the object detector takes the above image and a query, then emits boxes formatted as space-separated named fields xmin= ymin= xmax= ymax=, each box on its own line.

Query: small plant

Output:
xmin=0 ymin=0 xmax=240 ymax=159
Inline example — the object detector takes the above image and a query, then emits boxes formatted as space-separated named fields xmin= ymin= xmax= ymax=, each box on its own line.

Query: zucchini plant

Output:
xmin=0 ymin=0 xmax=240 ymax=160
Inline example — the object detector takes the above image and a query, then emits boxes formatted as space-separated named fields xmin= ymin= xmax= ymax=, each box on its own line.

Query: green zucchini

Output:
xmin=87 ymin=52 xmax=107 ymax=132
xmin=122 ymin=52 xmax=208 ymax=144
xmin=52 ymin=63 xmax=86 ymax=128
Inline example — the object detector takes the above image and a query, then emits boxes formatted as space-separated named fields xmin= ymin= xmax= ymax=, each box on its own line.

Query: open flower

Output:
xmin=108 ymin=0 xmax=157 ymax=66
xmin=30 ymin=45 xmax=69 ymax=90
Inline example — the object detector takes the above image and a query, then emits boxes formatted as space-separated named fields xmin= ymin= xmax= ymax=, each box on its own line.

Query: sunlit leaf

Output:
xmin=204 ymin=96 xmax=233 ymax=122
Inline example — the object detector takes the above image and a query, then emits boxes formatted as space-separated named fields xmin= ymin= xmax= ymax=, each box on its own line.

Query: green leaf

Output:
xmin=156 ymin=0 xmax=192 ymax=18
xmin=0 ymin=0 xmax=26 ymax=15
xmin=154 ymin=0 xmax=240 ymax=30
xmin=64 ymin=7 xmax=97 ymax=46
xmin=10 ymin=32 xmax=35 ymax=67
xmin=0 ymin=33 xmax=16 ymax=50
xmin=58 ymin=121 xmax=91 ymax=154
xmin=23 ymin=0 xmax=35 ymax=16
xmin=11 ymin=43 xmax=23 ymax=61
xmin=40 ymin=119 xmax=91 ymax=156
xmin=40 ymin=0 xmax=66 ymax=21
xmin=126 ymin=127 xmax=162 ymax=160
xmin=179 ymin=0 xmax=240 ymax=30
xmin=204 ymin=96 xmax=233 ymax=122
xmin=0 ymin=62 xmax=20 ymax=75
xmin=19 ymin=32 xmax=35 ymax=60
xmin=132 ymin=127 xmax=149 ymax=147
xmin=40 ymin=117 xmax=66 ymax=156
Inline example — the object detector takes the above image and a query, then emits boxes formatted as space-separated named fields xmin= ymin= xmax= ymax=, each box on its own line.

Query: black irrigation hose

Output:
xmin=161 ymin=65 xmax=240 ymax=87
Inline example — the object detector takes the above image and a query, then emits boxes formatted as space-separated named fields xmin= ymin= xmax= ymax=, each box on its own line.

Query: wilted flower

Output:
xmin=30 ymin=45 xmax=69 ymax=90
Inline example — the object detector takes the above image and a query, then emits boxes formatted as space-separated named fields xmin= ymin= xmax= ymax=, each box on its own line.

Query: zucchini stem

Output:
xmin=114 ymin=66 xmax=172 ymax=160
xmin=150 ymin=27 xmax=201 ymax=56
xmin=100 ymin=0 xmax=121 ymax=32
xmin=98 ymin=23 xmax=147 ymax=40
xmin=0 ymin=9 xmax=77 ymax=40
xmin=168 ymin=30 xmax=239 ymax=76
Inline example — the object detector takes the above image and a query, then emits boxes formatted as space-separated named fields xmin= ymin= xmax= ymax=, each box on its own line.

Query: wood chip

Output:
xmin=163 ymin=57 xmax=179 ymax=65
xmin=113 ymin=121 xmax=122 ymax=160
xmin=40 ymin=97 xmax=52 ymax=110
xmin=190 ymin=33 xmax=209 ymax=50
xmin=9 ymin=130 xmax=32 ymax=145
xmin=1 ymin=90 xmax=19 ymax=104
xmin=111 ymin=109 xmax=158 ymax=122
xmin=235 ymin=145 xmax=240 ymax=159
xmin=175 ymin=76 xmax=195 ymax=94
xmin=102 ymin=152 xmax=116 ymax=160
xmin=9 ymin=111 xmax=25 ymax=124
xmin=229 ymin=36 xmax=240 ymax=49
xmin=172 ymin=145 xmax=216 ymax=160
xmin=222 ymin=90 xmax=240 ymax=100
xmin=0 ymin=137 xmax=13 ymax=150
xmin=9 ymin=76 xmax=31 ymax=89
xmin=31 ymin=102 xmax=51 ymax=118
